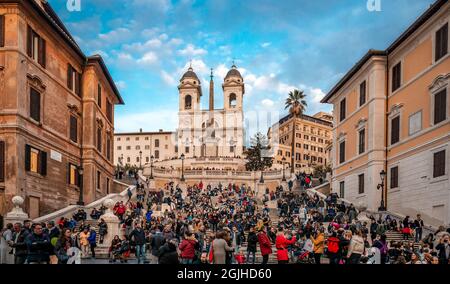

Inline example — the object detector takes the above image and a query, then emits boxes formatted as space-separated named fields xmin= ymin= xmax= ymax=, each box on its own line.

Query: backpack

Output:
xmin=327 ymin=237 xmax=339 ymax=254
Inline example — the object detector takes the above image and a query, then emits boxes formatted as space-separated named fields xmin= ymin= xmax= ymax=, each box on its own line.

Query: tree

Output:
xmin=284 ymin=89 xmax=307 ymax=174
xmin=244 ymin=132 xmax=273 ymax=171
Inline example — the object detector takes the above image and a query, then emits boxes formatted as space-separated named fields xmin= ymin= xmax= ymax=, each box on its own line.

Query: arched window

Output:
xmin=229 ymin=93 xmax=237 ymax=108
xmin=185 ymin=95 xmax=192 ymax=109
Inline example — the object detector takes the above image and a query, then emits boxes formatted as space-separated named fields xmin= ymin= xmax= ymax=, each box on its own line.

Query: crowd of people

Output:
xmin=1 ymin=176 xmax=450 ymax=265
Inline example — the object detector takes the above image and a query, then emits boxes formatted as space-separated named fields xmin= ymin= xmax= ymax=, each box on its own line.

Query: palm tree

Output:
xmin=284 ymin=89 xmax=307 ymax=174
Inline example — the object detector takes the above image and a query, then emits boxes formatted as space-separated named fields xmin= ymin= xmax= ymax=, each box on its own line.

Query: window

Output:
xmin=359 ymin=81 xmax=366 ymax=106
xmin=145 ymin=137 xmax=149 ymax=141
xmin=435 ymin=23 xmax=448 ymax=62
xmin=318 ymin=138 xmax=323 ymax=143
xmin=185 ymin=147 xmax=189 ymax=153
xmin=175 ymin=146 xmax=178 ymax=153
xmin=96 ymin=171 xmax=101 ymax=190
xmin=0 ymin=15 xmax=5 ymax=47
xmin=278 ymin=150 xmax=282 ymax=155
xmin=311 ymin=146 xmax=316 ymax=151
xmin=135 ymin=137 xmax=139 ymax=141
xmin=358 ymin=129 xmax=365 ymax=154
xmin=126 ymin=146 xmax=131 ymax=150
xmin=106 ymin=100 xmax=112 ymax=122
xmin=318 ymin=147 xmax=323 ymax=153
xmin=97 ymin=127 xmax=102 ymax=152
xmin=434 ymin=89 xmax=447 ymax=124
xmin=390 ymin=166 xmax=399 ymax=189
xmin=409 ymin=111 xmax=422 ymax=135
xmin=117 ymin=138 xmax=121 ymax=141
xmin=0 ymin=141 xmax=4 ymax=182
xmin=318 ymin=157 xmax=323 ymax=163
xmin=155 ymin=139 xmax=160 ymax=147
xmin=392 ymin=62 xmax=402 ymax=92
xmin=27 ymin=25 xmax=46 ymax=68
xmin=433 ymin=150 xmax=446 ymax=178
xmin=25 ymin=145 xmax=46 ymax=175
xmin=67 ymin=64 xmax=81 ymax=96
xmin=30 ymin=88 xmax=41 ymax=122
xmin=136 ymin=157 xmax=139 ymax=162
xmin=146 ymin=157 xmax=149 ymax=163
xmin=117 ymin=146 xmax=122 ymax=150
xmin=304 ymin=144 xmax=309 ymax=150
xmin=127 ymin=157 xmax=130 ymax=163
xmin=106 ymin=137 xmax=111 ymax=160
xmin=358 ymin=174 xmax=364 ymax=194
xmin=229 ymin=93 xmax=237 ymax=108
xmin=339 ymin=181 xmax=345 ymax=198
xmin=165 ymin=145 xmax=168 ymax=150
xmin=296 ymin=153 xmax=301 ymax=161
xmin=155 ymin=150 xmax=160 ymax=159
xmin=304 ymin=135 xmax=309 ymax=140
xmin=391 ymin=116 xmax=400 ymax=145
xmin=185 ymin=95 xmax=192 ymax=109
xmin=311 ymin=137 xmax=316 ymax=142
xmin=303 ymin=154 xmax=309 ymax=160
xmin=135 ymin=146 xmax=140 ymax=150
xmin=68 ymin=164 xmax=78 ymax=186
xmin=296 ymin=143 xmax=301 ymax=148
xmin=70 ymin=115 xmax=78 ymax=143
xmin=97 ymin=84 xmax=102 ymax=108
xmin=126 ymin=137 xmax=130 ymax=141
xmin=339 ymin=141 xmax=345 ymax=164
xmin=145 ymin=145 xmax=150 ymax=150
xmin=296 ymin=133 xmax=301 ymax=138
xmin=340 ymin=98 xmax=346 ymax=122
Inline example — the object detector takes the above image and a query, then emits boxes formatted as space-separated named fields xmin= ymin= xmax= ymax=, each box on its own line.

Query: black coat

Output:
xmin=25 ymin=233 xmax=53 ymax=263
xmin=247 ymin=232 xmax=258 ymax=252
xmin=11 ymin=229 xmax=30 ymax=257
xmin=129 ymin=229 xmax=146 ymax=245
xmin=150 ymin=232 xmax=166 ymax=256
xmin=158 ymin=243 xmax=180 ymax=264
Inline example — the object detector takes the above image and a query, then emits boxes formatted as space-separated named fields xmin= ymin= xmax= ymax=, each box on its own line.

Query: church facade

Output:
xmin=176 ymin=65 xmax=245 ymax=158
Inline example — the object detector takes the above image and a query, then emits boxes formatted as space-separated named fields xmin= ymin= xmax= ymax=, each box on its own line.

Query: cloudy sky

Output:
xmin=49 ymin=0 xmax=435 ymax=140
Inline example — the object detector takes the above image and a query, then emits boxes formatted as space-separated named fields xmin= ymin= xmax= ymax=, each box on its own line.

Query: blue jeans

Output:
xmin=181 ymin=258 xmax=193 ymax=264
xmin=135 ymin=244 xmax=146 ymax=264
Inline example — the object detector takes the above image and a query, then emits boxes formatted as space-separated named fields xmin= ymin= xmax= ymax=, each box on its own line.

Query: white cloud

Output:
xmin=132 ymin=0 xmax=171 ymax=12
xmin=117 ymin=52 xmax=133 ymax=60
xmin=178 ymin=44 xmax=207 ymax=57
xmin=115 ymin=109 xmax=178 ymax=133
xmin=98 ymin=28 xmax=132 ymax=45
xmin=161 ymin=70 xmax=177 ymax=86
xmin=261 ymin=99 xmax=274 ymax=107
xmin=115 ymin=81 xmax=127 ymax=90
xmin=138 ymin=51 xmax=158 ymax=65
xmin=261 ymin=42 xmax=272 ymax=48
xmin=168 ymin=38 xmax=183 ymax=46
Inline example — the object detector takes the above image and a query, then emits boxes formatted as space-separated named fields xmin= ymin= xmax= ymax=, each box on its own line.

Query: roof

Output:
xmin=87 ymin=55 xmax=124 ymax=105
xmin=181 ymin=67 xmax=200 ymax=81
xmin=16 ymin=0 xmax=124 ymax=105
xmin=115 ymin=131 xmax=174 ymax=136
xmin=322 ymin=0 xmax=448 ymax=104
xmin=225 ymin=65 xmax=243 ymax=79
xmin=278 ymin=113 xmax=333 ymax=128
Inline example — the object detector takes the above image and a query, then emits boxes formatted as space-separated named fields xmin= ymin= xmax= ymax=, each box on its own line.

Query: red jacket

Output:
xmin=179 ymin=239 xmax=197 ymax=259
xmin=275 ymin=234 xmax=297 ymax=261
xmin=257 ymin=232 xmax=273 ymax=256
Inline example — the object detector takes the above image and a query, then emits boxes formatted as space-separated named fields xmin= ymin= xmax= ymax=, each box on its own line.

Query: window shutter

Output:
xmin=30 ymin=88 xmax=41 ymax=122
xmin=0 ymin=141 xmax=5 ymax=182
xmin=434 ymin=90 xmax=447 ymax=124
xmin=38 ymin=36 xmax=46 ymax=68
xmin=67 ymin=163 xmax=71 ymax=184
xmin=76 ymin=167 xmax=80 ymax=187
xmin=75 ymin=71 xmax=80 ymax=96
xmin=40 ymin=151 xmax=47 ymax=176
xmin=27 ymin=25 xmax=32 ymax=57
xmin=77 ymin=72 xmax=82 ymax=97
xmin=391 ymin=116 xmax=400 ymax=144
xmin=25 ymin=144 xmax=31 ymax=171
xmin=67 ymin=64 xmax=73 ymax=90
xmin=0 ymin=15 xmax=5 ymax=47
xmin=70 ymin=115 xmax=78 ymax=143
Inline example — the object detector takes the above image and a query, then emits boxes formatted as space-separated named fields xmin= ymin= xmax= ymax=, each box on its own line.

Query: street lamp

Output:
xmin=259 ymin=156 xmax=264 ymax=184
xmin=77 ymin=166 xmax=84 ymax=206
xmin=282 ymin=157 xmax=286 ymax=182
xmin=377 ymin=170 xmax=387 ymax=211
xmin=180 ymin=153 xmax=185 ymax=182
xmin=139 ymin=150 xmax=142 ymax=169
xmin=150 ymin=155 xmax=154 ymax=180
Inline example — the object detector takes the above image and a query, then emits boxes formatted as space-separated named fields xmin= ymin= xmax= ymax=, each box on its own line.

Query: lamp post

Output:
xmin=150 ymin=155 xmax=154 ymax=179
xmin=139 ymin=150 xmax=142 ymax=169
xmin=282 ymin=157 xmax=286 ymax=182
xmin=377 ymin=170 xmax=387 ymax=211
xmin=180 ymin=153 xmax=185 ymax=182
xmin=259 ymin=156 xmax=264 ymax=184
xmin=77 ymin=166 xmax=84 ymax=206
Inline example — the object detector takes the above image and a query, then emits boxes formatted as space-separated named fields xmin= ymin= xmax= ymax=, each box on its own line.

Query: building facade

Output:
xmin=268 ymin=112 xmax=333 ymax=173
xmin=0 ymin=0 xmax=123 ymax=218
xmin=321 ymin=0 xmax=449 ymax=225
xmin=177 ymin=65 xmax=245 ymax=159
xmin=114 ymin=129 xmax=176 ymax=168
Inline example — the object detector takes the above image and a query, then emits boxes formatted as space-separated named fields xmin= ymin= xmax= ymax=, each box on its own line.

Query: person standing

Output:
xmin=435 ymin=234 xmax=450 ymax=265
xmin=210 ymin=231 xmax=234 ymax=264
xmin=413 ymin=215 xmax=424 ymax=243
xmin=257 ymin=227 xmax=272 ymax=265
xmin=87 ymin=227 xmax=97 ymax=259
xmin=9 ymin=223 xmax=29 ymax=264
xmin=54 ymin=228 xmax=74 ymax=264
xmin=98 ymin=219 xmax=108 ymax=245
xmin=311 ymin=228 xmax=325 ymax=264
xmin=25 ymin=223 xmax=53 ymax=264
xmin=0 ymin=223 xmax=14 ymax=264
xmin=150 ymin=227 xmax=165 ymax=264
xmin=347 ymin=229 xmax=365 ymax=264
xmin=179 ymin=232 xmax=198 ymax=264
xmin=78 ymin=227 xmax=90 ymax=258
xmin=246 ymin=227 xmax=258 ymax=264
xmin=130 ymin=223 xmax=147 ymax=264
xmin=275 ymin=227 xmax=297 ymax=264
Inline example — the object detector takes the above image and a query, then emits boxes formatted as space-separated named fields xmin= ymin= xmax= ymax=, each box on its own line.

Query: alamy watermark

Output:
xmin=66 ymin=0 xmax=81 ymax=12
xmin=367 ymin=0 xmax=382 ymax=12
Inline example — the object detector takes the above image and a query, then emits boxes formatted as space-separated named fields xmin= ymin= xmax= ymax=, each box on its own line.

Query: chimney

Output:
xmin=140 ymin=128 xmax=142 ymax=133
xmin=159 ymin=129 xmax=163 ymax=132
